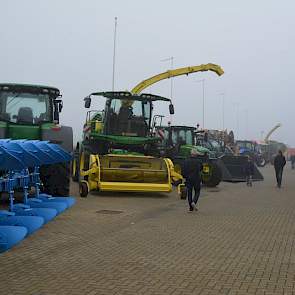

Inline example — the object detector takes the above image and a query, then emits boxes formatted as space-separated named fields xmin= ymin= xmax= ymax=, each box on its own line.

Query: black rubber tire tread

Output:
xmin=40 ymin=162 xmax=70 ymax=197
xmin=71 ymin=150 xmax=80 ymax=182
xmin=79 ymin=182 xmax=88 ymax=198
xmin=257 ymin=157 xmax=266 ymax=167
xmin=203 ymin=162 xmax=222 ymax=187
xmin=71 ymin=159 xmax=79 ymax=182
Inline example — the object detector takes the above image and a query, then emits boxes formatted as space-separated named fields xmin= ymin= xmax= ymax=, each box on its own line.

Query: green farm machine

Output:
xmin=72 ymin=91 xmax=184 ymax=197
xmin=156 ymin=125 xmax=264 ymax=184
xmin=195 ymin=129 xmax=264 ymax=182
xmin=155 ymin=125 xmax=222 ymax=187
xmin=0 ymin=83 xmax=73 ymax=196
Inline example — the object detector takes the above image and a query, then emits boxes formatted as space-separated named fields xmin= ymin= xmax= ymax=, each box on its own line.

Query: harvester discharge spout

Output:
xmin=131 ymin=63 xmax=224 ymax=94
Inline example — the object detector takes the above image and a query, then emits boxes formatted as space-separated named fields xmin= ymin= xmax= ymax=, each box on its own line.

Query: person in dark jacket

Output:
xmin=290 ymin=154 xmax=295 ymax=169
xmin=274 ymin=150 xmax=286 ymax=188
xmin=244 ymin=156 xmax=255 ymax=186
xmin=182 ymin=150 xmax=202 ymax=212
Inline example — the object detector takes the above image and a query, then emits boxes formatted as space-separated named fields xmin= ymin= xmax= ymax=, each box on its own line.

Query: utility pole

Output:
xmin=237 ymin=103 xmax=240 ymax=139
xmin=112 ymin=17 xmax=118 ymax=91
xmin=232 ymin=102 xmax=240 ymax=139
xmin=245 ymin=109 xmax=249 ymax=138
xmin=196 ymin=79 xmax=205 ymax=129
xmin=219 ymin=93 xmax=225 ymax=130
xmin=160 ymin=56 xmax=174 ymax=99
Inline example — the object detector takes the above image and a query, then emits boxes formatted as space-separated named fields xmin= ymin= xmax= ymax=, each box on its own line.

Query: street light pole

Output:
xmin=160 ymin=56 xmax=174 ymax=99
xmin=219 ymin=93 xmax=225 ymax=130
xmin=245 ymin=109 xmax=249 ymax=138
xmin=236 ymin=103 xmax=240 ymax=139
xmin=196 ymin=79 xmax=205 ymax=129
xmin=232 ymin=102 xmax=240 ymax=139
xmin=112 ymin=17 xmax=118 ymax=91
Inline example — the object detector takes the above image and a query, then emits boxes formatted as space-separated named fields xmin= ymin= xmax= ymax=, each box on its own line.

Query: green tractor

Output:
xmin=78 ymin=91 xmax=172 ymax=155
xmin=72 ymin=91 xmax=184 ymax=197
xmin=0 ymin=83 xmax=73 ymax=196
xmin=155 ymin=125 xmax=222 ymax=187
xmin=194 ymin=129 xmax=234 ymax=158
xmin=195 ymin=130 xmax=264 ymax=182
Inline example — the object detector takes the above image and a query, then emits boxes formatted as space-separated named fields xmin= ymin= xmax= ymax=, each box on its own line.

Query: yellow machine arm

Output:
xmin=131 ymin=63 xmax=224 ymax=94
xmin=264 ymin=123 xmax=282 ymax=143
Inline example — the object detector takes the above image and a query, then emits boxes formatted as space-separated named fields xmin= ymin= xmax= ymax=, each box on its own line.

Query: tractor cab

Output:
xmin=82 ymin=91 xmax=174 ymax=154
xmin=0 ymin=83 xmax=73 ymax=197
xmin=0 ymin=83 xmax=65 ymax=142
xmin=155 ymin=125 xmax=211 ymax=157
xmin=0 ymin=84 xmax=62 ymax=126
xmin=154 ymin=125 xmax=221 ymax=187
xmin=156 ymin=125 xmax=195 ymax=150
xmin=236 ymin=140 xmax=266 ymax=167
xmin=169 ymin=126 xmax=195 ymax=146
xmin=195 ymin=130 xmax=233 ymax=157
xmin=236 ymin=140 xmax=261 ymax=154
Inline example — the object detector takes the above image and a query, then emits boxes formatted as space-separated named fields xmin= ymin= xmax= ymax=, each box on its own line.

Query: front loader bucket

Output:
xmin=217 ymin=155 xmax=264 ymax=182
xmin=84 ymin=154 xmax=173 ymax=193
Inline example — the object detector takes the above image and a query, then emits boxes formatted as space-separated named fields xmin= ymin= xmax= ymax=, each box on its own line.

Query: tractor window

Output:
xmin=0 ymin=92 xmax=52 ymax=124
xmin=186 ymin=131 xmax=193 ymax=145
xmin=237 ymin=141 xmax=252 ymax=150
xmin=143 ymin=101 xmax=151 ymax=125
xmin=163 ymin=129 xmax=169 ymax=141
xmin=179 ymin=130 xmax=186 ymax=144
xmin=178 ymin=130 xmax=193 ymax=145
xmin=246 ymin=142 xmax=253 ymax=150
xmin=171 ymin=131 xmax=178 ymax=145
xmin=211 ymin=140 xmax=222 ymax=152
xmin=107 ymin=98 xmax=151 ymax=137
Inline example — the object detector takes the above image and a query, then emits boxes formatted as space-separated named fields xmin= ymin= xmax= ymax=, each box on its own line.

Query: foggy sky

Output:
xmin=1 ymin=0 xmax=294 ymax=145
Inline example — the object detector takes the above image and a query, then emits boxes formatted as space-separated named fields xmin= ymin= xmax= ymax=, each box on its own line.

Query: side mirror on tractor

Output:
xmin=84 ymin=96 xmax=91 ymax=108
xmin=58 ymin=101 xmax=63 ymax=112
xmin=169 ymin=103 xmax=175 ymax=115
xmin=54 ymin=99 xmax=63 ymax=113
xmin=53 ymin=99 xmax=63 ymax=122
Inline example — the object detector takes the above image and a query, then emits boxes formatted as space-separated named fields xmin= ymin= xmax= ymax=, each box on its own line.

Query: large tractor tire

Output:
xmin=40 ymin=162 xmax=70 ymax=197
xmin=202 ymin=162 xmax=222 ymax=187
xmin=78 ymin=150 xmax=91 ymax=198
xmin=79 ymin=182 xmax=89 ymax=198
xmin=256 ymin=156 xmax=266 ymax=167
xmin=71 ymin=149 xmax=80 ymax=182
xmin=71 ymin=158 xmax=79 ymax=182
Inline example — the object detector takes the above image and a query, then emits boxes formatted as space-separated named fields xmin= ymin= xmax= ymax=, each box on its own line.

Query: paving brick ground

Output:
xmin=1 ymin=165 xmax=295 ymax=295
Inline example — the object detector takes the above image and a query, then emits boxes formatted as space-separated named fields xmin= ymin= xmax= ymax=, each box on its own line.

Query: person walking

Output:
xmin=245 ymin=156 xmax=255 ymax=186
xmin=274 ymin=150 xmax=286 ymax=188
xmin=290 ymin=154 xmax=295 ymax=170
xmin=182 ymin=150 xmax=202 ymax=212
